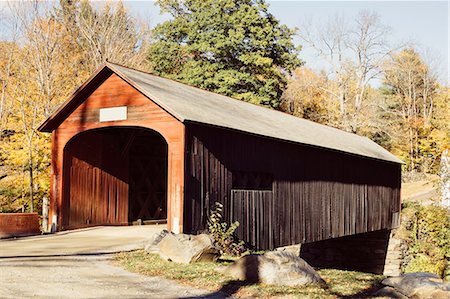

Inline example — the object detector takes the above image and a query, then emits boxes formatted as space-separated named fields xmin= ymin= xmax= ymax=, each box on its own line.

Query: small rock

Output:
xmin=382 ymin=272 xmax=450 ymax=299
xmin=219 ymin=251 xmax=323 ymax=286
xmin=158 ymin=233 xmax=220 ymax=264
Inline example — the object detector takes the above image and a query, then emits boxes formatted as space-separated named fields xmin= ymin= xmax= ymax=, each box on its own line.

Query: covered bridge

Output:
xmin=39 ymin=62 xmax=402 ymax=253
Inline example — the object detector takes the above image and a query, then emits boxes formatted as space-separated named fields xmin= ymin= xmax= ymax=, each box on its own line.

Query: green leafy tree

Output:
xmin=149 ymin=0 xmax=301 ymax=108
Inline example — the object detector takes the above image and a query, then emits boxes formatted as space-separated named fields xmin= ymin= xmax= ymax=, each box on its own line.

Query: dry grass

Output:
xmin=401 ymin=174 xmax=439 ymax=200
xmin=115 ymin=250 xmax=385 ymax=298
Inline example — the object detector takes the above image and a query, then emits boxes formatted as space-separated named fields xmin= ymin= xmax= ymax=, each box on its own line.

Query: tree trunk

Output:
xmin=409 ymin=126 xmax=414 ymax=172
xmin=28 ymin=145 xmax=34 ymax=213
xmin=414 ymin=128 xmax=419 ymax=172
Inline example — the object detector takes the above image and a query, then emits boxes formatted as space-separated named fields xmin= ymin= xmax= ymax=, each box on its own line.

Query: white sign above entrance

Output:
xmin=99 ymin=106 xmax=127 ymax=122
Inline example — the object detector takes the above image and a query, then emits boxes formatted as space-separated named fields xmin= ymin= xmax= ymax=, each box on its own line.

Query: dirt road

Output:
xmin=0 ymin=254 xmax=221 ymax=298
xmin=0 ymin=226 xmax=224 ymax=298
xmin=0 ymin=254 xmax=216 ymax=299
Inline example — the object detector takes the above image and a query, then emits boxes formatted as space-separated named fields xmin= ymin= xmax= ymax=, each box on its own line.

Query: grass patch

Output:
xmin=115 ymin=250 xmax=385 ymax=298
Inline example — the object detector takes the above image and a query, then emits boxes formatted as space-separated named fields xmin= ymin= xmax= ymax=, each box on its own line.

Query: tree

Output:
xmin=382 ymin=48 xmax=446 ymax=173
xmin=0 ymin=5 xmax=22 ymax=136
xmin=76 ymin=0 xmax=150 ymax=71
xmin=0 ymin=42 xmax=17 ymax=137
xmin=1 ymin=2 xmax=61 ymax=212
xmin=53 ymin=0 xmax=150 ymax=73
xmin=300 ymin=11 xmax=392 ymax=132
xmin=25 ymin=17 xmax=68 ymax=116
xmin=0 ymin=0 xmax=150 ymax=213
xmin=280 ymin=67 xmax=339 ymax=125
xmin=148 ymin=0 xmax=301 ymax=108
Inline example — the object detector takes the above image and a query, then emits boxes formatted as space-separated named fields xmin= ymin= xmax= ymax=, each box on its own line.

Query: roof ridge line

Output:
xmin=106 ymin=62 xmax=370 ymax=141
xmin=106 ymin=61 xmax=156 ymax=77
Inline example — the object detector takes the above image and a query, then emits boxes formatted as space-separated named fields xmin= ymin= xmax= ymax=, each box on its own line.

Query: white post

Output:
xmin=440 ymin=149 xmax=450 ymax=208
xmin=42 ymin=196 xmax=49 ymax=232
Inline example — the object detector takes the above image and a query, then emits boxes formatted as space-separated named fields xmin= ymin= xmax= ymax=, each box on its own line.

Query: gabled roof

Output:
xmin=38 ymin=62 xmax=403 ymax=164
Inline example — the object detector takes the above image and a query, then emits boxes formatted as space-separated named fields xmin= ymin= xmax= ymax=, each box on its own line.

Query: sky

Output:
xmin=0 ymin=0 xmax=448 ymax=84
xmin=124 ymin=0 xmax=450 ymax=86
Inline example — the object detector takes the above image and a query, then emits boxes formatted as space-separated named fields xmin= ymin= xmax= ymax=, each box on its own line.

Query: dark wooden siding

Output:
xmin=231 ymin=190 xmax=274 ymax=249
xmin=184 ymin=123 xmax=401 ymax=250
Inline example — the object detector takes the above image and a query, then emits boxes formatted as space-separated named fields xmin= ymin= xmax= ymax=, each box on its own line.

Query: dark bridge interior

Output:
xmin=63 ymin=127 xmax=168 ymax=229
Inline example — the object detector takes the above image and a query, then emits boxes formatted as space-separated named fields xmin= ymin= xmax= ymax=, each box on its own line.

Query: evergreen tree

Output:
xmin=149 ymin=0 xmax=301 ymax=108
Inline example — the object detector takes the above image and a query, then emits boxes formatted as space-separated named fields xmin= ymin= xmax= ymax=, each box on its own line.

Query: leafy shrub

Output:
xmin=207 ymin=202 xmax=247 ymax=257
xmin=398 ymin=203 xmax=450 ymax=279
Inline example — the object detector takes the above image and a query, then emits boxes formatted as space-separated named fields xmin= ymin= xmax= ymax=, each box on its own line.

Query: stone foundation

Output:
xmin=382 ymin=230 xmax=403 ymax=276
xmin=300 ymin=229 xmax=403 ymax=275
xmin=0 ymin=213 xmax=41 ymax=238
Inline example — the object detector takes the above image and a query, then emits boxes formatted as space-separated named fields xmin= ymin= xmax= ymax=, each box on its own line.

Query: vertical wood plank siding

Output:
xmin=184 ymin=124 xmax=401 ymax=250
xmin=231 ymin=190 xmax=274 ymax=249
xmin=66 ymin=157 xmax=129 ymax=227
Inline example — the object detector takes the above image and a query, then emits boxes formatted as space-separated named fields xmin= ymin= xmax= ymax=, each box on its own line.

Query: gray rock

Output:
xmin=153 ymin=229 xmax=173 ymax=244
xmin=275 ymin=244 xmax=301 ymax=255
xmin=218 ymin=251 xmax=323 ymax=286
xmin=373 ymin=286 xmax=409 ymax=299
xmin=158 ymin=233 xmax=220 ymax=264
xmin=382 ymin=272 xmax=450 ymax=299
xmin=144 ymin=229 xmax=173 ymax=253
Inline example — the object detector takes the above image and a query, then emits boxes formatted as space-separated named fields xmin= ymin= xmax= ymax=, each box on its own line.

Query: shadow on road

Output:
xmin=179 ymin=280 xmax=250 ymax=299
xmin=0 ymin=252 xmax=116 ymax=260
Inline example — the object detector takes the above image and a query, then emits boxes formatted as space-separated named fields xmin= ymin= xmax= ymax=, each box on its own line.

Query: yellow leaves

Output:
xmin=381 ymin=49 xmax=447 ymax=172
xmin=1 ymin=132 xmax=49 ymax=169
xmin=1 ymin=0 xmax=147 ymax=212
xmin=281 ymin=67 xmax=339 ymax=125
xmin=0 ymin=175 xmax=27 ymax=212
xmin=2 ymin=143 xmax=29 ymax=168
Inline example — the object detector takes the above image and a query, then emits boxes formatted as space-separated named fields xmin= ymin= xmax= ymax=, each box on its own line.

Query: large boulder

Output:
xmin=373 ymin=286 xmax=409 ymax=299
xmin=218 ymin=251 xmax=323 ymax=286
xmin=144 ymin=229 xmax=173 ymax=253
xmin=158 ymin=233 xmax=220 ymax=264
xmin=275 ymin=244 xmax=301 ymax=255
xmin=382 ymin=272 xmax=450 ymax=299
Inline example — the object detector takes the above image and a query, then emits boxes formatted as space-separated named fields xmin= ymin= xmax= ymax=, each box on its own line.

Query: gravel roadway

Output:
xmin=0 ymin=226 xmax=227 ymax=299
xmin=0 ymin=254 xmax=217 ymax=299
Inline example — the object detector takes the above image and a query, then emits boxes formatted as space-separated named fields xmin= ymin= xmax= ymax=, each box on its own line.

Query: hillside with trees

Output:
xmin=0 ymin=0 xmax=150 ymax=212
xmin=281 ymin=12 xmax=449 ymax=175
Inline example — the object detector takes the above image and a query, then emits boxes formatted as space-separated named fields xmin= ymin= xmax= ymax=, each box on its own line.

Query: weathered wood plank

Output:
xmin=185 ymin=123 xmax=401 ymax=250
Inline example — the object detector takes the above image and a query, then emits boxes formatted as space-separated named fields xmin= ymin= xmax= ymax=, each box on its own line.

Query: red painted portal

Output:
xmin=62 ymin=127 xmax=168 ymax=229
xmin=47 ymin=73 xmax=185 ymax=233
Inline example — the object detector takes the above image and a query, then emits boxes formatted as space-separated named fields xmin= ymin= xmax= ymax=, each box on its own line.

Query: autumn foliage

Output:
xmin=0 ymin=1 xmax=449 ymax=214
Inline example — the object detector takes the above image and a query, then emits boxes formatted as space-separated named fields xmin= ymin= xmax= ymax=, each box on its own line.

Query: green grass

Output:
xmin=115 ymin=250 xmax=385 ymax=298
